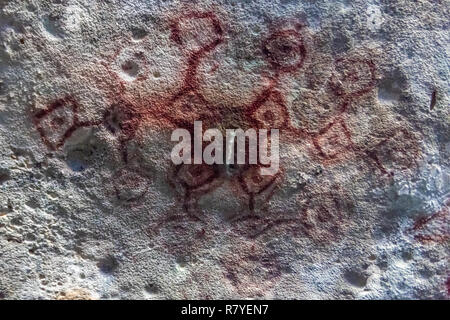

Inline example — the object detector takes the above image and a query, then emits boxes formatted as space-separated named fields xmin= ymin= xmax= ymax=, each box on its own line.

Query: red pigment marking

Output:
xmin=229 ymin=185 xmax=353 ymax=242
xmin=246 ymin=87 xmax=290 ymax=131
xmin=301 ymin=55 xmax=378 ymax=164
xmin=308 ymin=56 xmax=377 ymax=141
xmin=33 ymin=96 xmax=101 ymax=151
xmin=243 ymin=27 xmax=310 ymax=140
xmin=164 ymin=90 xmax=221 ymax=130
xmin=365 ymin=150 xmax=390 ymax=176
xmin=40 ymin=11 xmax=383 ymax=248
xmin=102 ymin=100 xmax=142 ymax=162
xmin=99 ymin=16 xmax=379 ymax=163
xmin=363 ymin=128 xmax=421 ymax=175
xmin=329 ymin=57 xmax=377 ymax=99
xmin=262 ymin=29 xmax=306 ymax=73
xmin=312 ymin=118 xmax=354 ymax=160
xmin=171 ymin=13 xmax=223 ymax=86
xmin=229 ymin=211 xmax=302 ymax=240
xmin=169 ymin=159 xmax=222 ymax=213
xmin=167 ymin=132 xmax=284 ymax=215
xmin=237 ymin=164 xmax=282 ymax=212
xmin=170 ymin=12 xmax=224 ymax=80
xmin=410 ymin=202 xmax=449 ymax=244
xmin=157 ymin=11 xmax=225 ymax=130
xmin=238 ymin=165 xmax=279 ymax=195
xmin=101 ymin=17 xmax=370 ymax=244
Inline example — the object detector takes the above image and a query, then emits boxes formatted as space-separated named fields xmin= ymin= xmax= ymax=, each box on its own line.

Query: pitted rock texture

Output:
xmin=0 ymin=0 xmax=449 ymax=299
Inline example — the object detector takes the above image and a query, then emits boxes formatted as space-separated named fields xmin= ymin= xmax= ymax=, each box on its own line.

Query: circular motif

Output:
xmin=262 ymin=30 xmax=306 ymax=73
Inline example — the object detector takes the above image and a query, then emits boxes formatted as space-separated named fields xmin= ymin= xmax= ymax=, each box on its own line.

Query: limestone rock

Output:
xmin=0 ymin=0 xmax=448 ymax=299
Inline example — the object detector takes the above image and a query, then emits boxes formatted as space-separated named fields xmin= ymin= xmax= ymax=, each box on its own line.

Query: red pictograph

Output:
xmin=363 ymin=128 xmax=422 ymax=176
xmin=169 ymin=161 xmax=222 ymax=212
xmin=312 ymin=118 xmax=354 ymax=160
xmin=246 ymin=88 xmax=291 ymax=131
xmin=33 ymin=96 xmax=82 ymax=150
xmin=329 ymin=56 xmax=377 ymax=100
xmin=31 ymin=9 xmax=426 ymax=268
xmin=409 ymin=199 xmax=450 ymax=244
xmin=237 ymin=164 xmax=282 ymax=212
xmin=164 ymin=11 xmax=225 ymax=130
xmin=262 ymin=29 xmax=306 ymax=73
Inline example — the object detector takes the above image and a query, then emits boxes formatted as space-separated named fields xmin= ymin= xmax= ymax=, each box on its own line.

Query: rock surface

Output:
xmin=0 ymin=0 xmax=448 ymax=299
